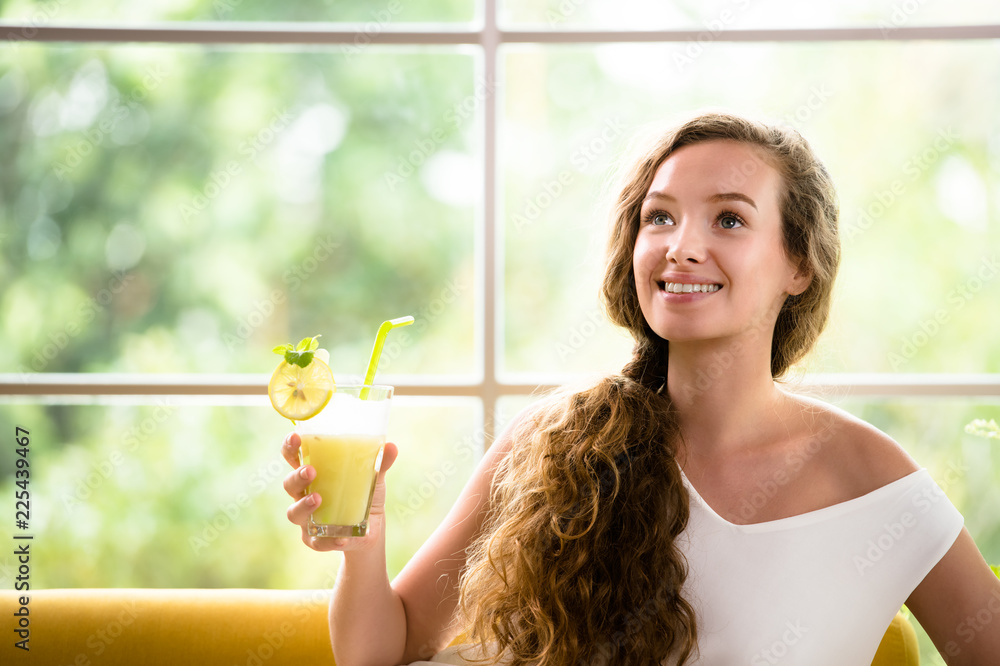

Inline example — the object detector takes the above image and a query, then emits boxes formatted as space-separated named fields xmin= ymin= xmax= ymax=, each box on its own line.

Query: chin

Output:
xmin=649 ymin=325 xmax=712 ymax=343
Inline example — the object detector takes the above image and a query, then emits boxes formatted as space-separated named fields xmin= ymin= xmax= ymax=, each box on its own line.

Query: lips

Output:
xmin=660 ymin=282 xmax=722 ymax=294
xmin=656 ymin=275 xmax=724 ymax=295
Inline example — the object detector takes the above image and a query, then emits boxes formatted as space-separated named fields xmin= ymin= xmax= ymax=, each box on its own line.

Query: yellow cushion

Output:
xmin=0 ymin=590 xmax=918 ymax=666
xmin=871 ymin=611 xmax=920 ymax=666
xmin=0 ymin=588 xmax=336 ymax=666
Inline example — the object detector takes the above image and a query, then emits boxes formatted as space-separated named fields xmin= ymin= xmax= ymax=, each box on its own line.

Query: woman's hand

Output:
xmin=281 ymin=432 xmax=399 ymax=552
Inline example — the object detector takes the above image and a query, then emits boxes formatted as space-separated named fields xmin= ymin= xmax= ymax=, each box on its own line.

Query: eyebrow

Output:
xmin=643 ymin=191 xmax=758 ymax=211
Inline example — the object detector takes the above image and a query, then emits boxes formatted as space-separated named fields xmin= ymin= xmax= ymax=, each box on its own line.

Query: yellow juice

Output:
xmin=300 ymin=434 xmax=385 ymax=526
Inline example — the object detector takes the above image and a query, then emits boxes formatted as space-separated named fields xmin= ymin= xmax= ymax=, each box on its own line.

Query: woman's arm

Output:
xmin=906 ymin=527 xmax=1000 ymax=664
xmin=282 ymin=404 xmax=534 ymax=665
xmin=330 ymin=507 xmax=408 ymax=666
xmin=391 ymin=426 xmax=515 ymax=662
xmin=284 ymin=439 xmax=408 ymax=666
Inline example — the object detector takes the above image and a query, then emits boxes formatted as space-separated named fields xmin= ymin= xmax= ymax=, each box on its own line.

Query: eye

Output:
xmin=643 ymin=210 xmax=673 ymax=226
xmin=718 ymin=211 xmax=745 ymax=229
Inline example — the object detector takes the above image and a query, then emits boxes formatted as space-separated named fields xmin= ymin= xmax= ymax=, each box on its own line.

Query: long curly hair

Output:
xmin=457 ymin=112 xmax=840 ymax=665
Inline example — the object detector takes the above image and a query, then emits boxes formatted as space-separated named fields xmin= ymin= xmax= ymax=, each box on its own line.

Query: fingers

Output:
xmin=286 ymin=440 xmax=399 ymax=553
xmin=286 ymin=491 xmax=320 ymax=526
xmin=283 ymin=463 xmax=315 ymax=499
xmin=290 ymin=496 xmax=382 ymax=553
xmin=281 ymin=432 xmax=301 ymax=469
xmin=379 ymin=442 xmax=399 ymax=476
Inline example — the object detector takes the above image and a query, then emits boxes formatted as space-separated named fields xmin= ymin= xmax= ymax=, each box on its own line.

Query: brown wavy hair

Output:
xmin=457 ymin=112 xmax=840 ymax=665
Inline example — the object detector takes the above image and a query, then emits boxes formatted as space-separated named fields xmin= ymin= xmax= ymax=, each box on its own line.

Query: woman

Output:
xmin=281 ymin=113 xmax=1000 ymax=664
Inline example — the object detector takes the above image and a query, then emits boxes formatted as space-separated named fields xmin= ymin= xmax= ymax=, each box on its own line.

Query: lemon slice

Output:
xmin=268 ymin=357 xmax=335 ymax=421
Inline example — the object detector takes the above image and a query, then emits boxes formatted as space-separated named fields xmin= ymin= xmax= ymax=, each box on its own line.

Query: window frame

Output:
xmin=2 ymin=8 xmax=999 ymax=443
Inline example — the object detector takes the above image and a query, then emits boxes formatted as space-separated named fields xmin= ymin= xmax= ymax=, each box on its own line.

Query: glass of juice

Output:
xmin=294 ymin=384 xmax=392 ymax=538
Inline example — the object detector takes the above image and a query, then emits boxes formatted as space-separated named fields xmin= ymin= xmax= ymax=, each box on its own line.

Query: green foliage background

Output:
xmin=1 ymin=3 xmax=999 ymax=664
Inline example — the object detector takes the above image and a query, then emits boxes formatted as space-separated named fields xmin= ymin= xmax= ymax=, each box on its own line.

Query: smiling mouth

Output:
xmin=658 ymin=281 xmax=723 ymax=294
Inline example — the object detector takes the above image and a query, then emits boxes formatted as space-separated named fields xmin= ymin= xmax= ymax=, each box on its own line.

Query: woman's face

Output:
xmin=632 ymin=139 xmax=810 ymax=345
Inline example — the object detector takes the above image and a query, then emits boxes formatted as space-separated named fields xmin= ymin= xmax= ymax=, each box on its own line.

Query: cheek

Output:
xmin=632 ymin=235 xmax=657 ymax=278
xmin=632 ymin=244 xmax=658 ymax=305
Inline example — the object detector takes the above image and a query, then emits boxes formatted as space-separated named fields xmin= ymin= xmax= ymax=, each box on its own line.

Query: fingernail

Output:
xmin=299 ymin=467 xmax=310 ymax=480
xmin=307 ymin=494 xmax=318 ymax=506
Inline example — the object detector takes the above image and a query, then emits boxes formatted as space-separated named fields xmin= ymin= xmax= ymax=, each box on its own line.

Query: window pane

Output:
xmin=1 ymin=46 xmax=477 ymax=377
xmin=502 ymin=0 xmax=1000 ymax=30
xmin=0 ymin=0 xmax=474 ymax=23
xmin=0 ymin=397 xmax=481 ymax=588
xmin=501 ymin=42 xmax=1000 ymax=376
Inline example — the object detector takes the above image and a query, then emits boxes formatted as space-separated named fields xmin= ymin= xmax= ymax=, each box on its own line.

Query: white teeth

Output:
xmin=663 ymin=282 xmax=721 ymax=294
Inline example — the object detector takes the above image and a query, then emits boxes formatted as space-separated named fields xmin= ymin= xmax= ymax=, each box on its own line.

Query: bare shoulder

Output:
xmin=784 ymin=391 xmax=921 ymax=498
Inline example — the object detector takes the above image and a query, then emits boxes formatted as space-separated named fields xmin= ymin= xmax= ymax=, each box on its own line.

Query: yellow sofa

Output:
xmin=0 ymin=588 xmax=918 ymax=665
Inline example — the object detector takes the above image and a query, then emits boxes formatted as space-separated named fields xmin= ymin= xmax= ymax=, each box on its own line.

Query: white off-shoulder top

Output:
xmin=410 ymin=467 xmax=963 ymax=665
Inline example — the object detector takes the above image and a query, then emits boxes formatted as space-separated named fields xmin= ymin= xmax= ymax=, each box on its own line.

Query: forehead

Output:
xmin=646 ymin=140 xmax=782 ymax=203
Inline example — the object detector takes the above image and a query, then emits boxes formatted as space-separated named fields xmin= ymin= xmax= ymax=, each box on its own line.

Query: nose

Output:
xmin=664 ymin=219 xmax=707 ymax=264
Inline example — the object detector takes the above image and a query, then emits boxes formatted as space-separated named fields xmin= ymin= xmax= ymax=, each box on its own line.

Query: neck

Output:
xmin=666 ymin=333 xmax=788 ymax=461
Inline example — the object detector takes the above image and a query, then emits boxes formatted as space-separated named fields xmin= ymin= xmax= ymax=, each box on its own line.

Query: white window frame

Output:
xmin=1 ymin=7 xmax=999 ymax=443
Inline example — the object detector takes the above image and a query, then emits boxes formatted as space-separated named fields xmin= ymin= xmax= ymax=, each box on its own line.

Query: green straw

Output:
xmin=360 ymin=316 xmax=414 ymax=399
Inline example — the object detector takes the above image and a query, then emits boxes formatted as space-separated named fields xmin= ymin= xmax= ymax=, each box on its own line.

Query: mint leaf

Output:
xmin=284 ymin=350 xmax=315 ymax=368
xmin=295 ymin=335 xmax=321 ymax=352
xmin=275 ymin=335 xmax=321 ymax=366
